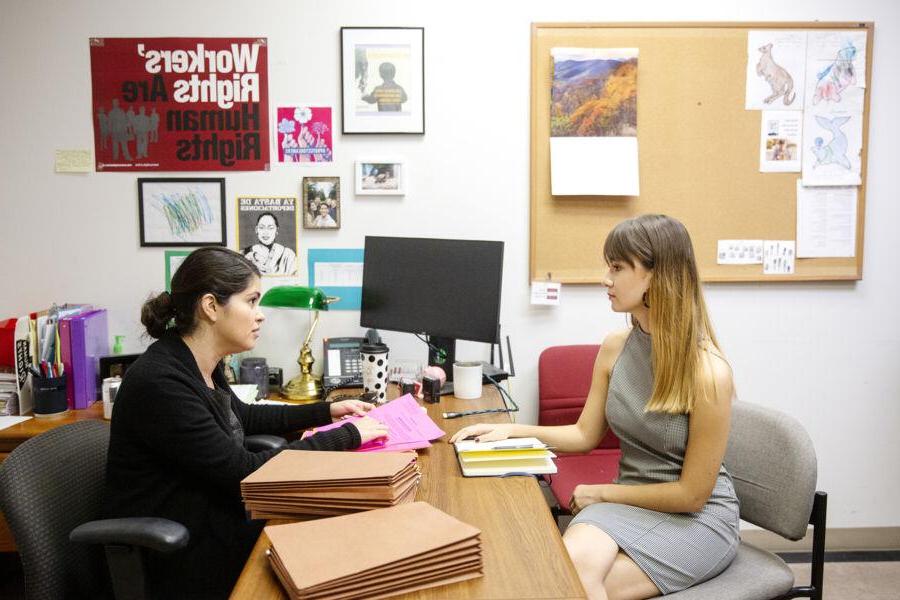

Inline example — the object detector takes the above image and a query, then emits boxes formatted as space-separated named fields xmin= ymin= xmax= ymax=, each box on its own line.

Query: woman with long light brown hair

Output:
xmin=451 ymin=215 xmax=739 ymax=599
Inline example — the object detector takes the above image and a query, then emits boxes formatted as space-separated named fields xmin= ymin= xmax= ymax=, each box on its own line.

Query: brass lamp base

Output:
xmin=280 ymin=372 xmax=322 ymax=404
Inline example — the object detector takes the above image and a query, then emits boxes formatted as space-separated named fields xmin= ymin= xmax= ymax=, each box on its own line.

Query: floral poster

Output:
xmin=276 ymin=106 xmax=333 ymax=163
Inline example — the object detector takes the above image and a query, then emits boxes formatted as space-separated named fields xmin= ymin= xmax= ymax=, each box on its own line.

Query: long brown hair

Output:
xmin=604 ymin=214 xmax=724 ymax=414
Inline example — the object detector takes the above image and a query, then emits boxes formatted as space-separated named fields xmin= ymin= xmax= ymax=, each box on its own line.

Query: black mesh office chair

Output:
xmin=0 ymin=419 xmax=285 ymax=600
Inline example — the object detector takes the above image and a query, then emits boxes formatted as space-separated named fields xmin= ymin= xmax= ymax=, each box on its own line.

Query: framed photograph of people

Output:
xmin=355 ymin=159 xmax=407 ymax=196
xmin=236 ymin=197 xmax=299 ymax=276
xmin=138 ymin=178 xmax=226 ymax=247
xmin=340 ymin=27 xmax=424 ymax=134
xmin=302 ymin=177 xmax=341 ymax=229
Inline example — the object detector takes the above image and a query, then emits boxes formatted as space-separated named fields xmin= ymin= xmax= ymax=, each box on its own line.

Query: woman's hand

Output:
xmin=569 ymin=484 xmax=607 ymax=516
xmin=350 ymin=416 xmax=389 ymax=445
xmin=330 ymin=399 xmax=374 ymax=421
xmin=448 ymin=423 xmax=515 ymax=444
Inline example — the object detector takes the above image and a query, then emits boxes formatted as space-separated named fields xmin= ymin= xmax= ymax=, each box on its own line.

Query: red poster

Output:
xmin=89 ymin=37 xmax=270 ymax=171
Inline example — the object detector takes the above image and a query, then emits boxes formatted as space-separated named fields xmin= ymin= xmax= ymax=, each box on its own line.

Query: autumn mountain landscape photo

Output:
xmin=551 ymin=53 xmax=638 ymax=137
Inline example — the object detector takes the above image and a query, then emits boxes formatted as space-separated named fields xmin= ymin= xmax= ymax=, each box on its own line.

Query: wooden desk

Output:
xmin=0 ymin=402 xmax=107 ymax=551
xmin=0 ymin=403 xmax=106 ymax=457
xmin=230 ymin=388 xmax=586 ymax=600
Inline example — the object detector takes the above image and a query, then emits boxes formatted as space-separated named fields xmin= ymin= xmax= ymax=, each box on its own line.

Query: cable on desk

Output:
xmin=412 ymin=334 xmax=519 ymax=420
xmin=442 ymin=374 xmax=518 ymax=419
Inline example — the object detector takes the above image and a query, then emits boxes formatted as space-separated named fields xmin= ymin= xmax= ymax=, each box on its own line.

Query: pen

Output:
xmin=492 ymin=444 xmax=542 ymax=450
xmin=442 ymin=407 xmax=511 ymax=419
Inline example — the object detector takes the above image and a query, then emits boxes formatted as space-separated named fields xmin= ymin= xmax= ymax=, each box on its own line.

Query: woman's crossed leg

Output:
xmin=563 ymin=523 xmax=661 ymax=600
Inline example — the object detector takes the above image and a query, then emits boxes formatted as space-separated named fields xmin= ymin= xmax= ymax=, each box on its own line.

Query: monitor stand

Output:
xmin=427 ymin=335 xmax=456 ymax=396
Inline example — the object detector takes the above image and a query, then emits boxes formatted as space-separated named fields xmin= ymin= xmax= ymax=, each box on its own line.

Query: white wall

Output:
xmin=1 ymin=0 xmax=897 ymax=530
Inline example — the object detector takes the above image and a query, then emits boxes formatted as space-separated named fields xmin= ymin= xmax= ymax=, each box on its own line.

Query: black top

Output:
xmin=103 ymin=333 xmax=360 ymax=597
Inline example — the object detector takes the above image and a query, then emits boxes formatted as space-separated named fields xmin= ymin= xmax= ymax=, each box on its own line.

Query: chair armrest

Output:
xmin=70 ymin=517 xmax=189 ymax=554
xmin=245 ymin=434 xmax=288 ymax=452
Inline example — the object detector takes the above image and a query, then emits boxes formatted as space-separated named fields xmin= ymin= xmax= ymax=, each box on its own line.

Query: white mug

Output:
xmin=453 ymin=361 xmax=483 ymax=400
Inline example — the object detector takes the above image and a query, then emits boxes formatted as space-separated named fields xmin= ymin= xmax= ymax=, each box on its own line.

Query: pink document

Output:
xmin=304 ymin=394 xmax=445 ymax=452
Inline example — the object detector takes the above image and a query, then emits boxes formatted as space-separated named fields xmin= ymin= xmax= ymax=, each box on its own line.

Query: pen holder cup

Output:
xmin=32 ymin=374 xmax=69 ymax=418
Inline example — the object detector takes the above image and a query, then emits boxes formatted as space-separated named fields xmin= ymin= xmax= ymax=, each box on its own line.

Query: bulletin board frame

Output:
xmin=530 ymin=22 xmax=873 ymax=283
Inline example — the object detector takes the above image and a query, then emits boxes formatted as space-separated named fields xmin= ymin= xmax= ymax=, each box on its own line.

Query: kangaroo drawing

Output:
xmin=811 ymin=115 xmax=852 ymax=169
xmin=756 ymin=43 xmax=796 ymax=105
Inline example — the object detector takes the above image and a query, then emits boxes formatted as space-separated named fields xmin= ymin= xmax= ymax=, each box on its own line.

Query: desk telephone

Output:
xmin=322 ymin=330 xmax=382 ymax=390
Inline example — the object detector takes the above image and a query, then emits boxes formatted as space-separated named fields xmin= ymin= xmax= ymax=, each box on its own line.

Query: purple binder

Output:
xmin=69 ymin=309 xmax=109 ymax=409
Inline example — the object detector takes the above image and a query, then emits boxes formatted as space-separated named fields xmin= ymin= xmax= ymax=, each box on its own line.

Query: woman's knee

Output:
xmin=563 ymin=524 xmax=619 ymax=580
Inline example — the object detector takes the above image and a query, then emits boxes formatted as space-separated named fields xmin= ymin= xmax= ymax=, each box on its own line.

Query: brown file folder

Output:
xmin=265 ymin=501 xmax=483 ymax=599
xmin=241 ymin=450 xmax=421 ymax=520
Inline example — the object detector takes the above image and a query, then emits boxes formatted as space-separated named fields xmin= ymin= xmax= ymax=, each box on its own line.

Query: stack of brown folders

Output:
xmin=265 ymin=501 xmax=483 ymax=599
xmin=240 ymin=450 xmax=420 ymax=520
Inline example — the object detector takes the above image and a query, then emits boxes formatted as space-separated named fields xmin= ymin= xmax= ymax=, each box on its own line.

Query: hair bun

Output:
xmin=140 ymin=290 xmax=175 ymax=339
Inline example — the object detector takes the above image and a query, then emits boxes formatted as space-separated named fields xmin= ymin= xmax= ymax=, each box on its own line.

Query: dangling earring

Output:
xmin=642 ymin=292 xmax=650 ymax=308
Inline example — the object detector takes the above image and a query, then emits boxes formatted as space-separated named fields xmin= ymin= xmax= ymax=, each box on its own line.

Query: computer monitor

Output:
xmin=360 ymin=236 xmax=504 ymax=382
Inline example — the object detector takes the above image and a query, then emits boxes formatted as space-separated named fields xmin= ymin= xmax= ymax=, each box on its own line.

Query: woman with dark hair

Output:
xmin=451 ymin=215 xmax=738 ymax=599
xmin=104 ymin=247 xmax=388 ymax=598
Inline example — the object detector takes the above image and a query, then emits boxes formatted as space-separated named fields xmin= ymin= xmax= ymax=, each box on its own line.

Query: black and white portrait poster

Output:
xmin=236 ymin=197 xmax=298 ymax=276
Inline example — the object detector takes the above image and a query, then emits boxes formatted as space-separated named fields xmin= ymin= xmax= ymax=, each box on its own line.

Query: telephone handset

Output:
xmin=322 ymin=330 xmax=382 ymax=389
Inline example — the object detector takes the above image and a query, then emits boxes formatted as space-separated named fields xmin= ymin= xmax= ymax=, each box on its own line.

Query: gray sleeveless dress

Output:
xmin=569 ymin=326 xmax=740 ymax=594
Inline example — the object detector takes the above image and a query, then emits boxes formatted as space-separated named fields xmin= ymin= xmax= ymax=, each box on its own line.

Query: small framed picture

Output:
xmin=340 ymin=27 xmax=425 ymax=134
xmin=355 ymin=159 xmax=406 ymax=195
xmin=138 ymin=178 xmax=226 ymax=247
xmin=236 ymin=197 xmax=299 ymax=276
xmin=164 ymin=250 xmax=191 ymax=291
xmin=302 ymin=177 xmax=341 ymax=229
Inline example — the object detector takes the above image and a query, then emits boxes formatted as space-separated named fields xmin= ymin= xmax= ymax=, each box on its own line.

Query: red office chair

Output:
xmin=538 ymin=345 xmax=621 ymax=517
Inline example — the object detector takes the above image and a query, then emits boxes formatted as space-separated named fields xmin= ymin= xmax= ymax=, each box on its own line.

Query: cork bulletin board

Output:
xmin=530 ymin=22 xmax=873 ymax=283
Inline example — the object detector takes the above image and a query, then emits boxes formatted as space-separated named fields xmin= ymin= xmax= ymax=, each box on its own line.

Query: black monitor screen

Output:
xmin=360 ymin=236 xmax=504 ymax=344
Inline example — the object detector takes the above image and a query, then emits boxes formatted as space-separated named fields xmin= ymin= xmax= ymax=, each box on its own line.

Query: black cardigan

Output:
xmin=103 ymin=333 xmax=360 ymax=597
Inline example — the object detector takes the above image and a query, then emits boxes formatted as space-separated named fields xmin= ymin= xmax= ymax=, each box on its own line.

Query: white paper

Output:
xmin=796 ymin=182 xmax=856 ymax=258
xmin=763 ymin=241 xmax=796 ymax=275
xmin=760 ymin=111 xmax=802 ymax=172
xmin=801 ymin=109 xmax=863 ymax=186
xmin=455 ymin=437 xmax=550 ymax=452
xmin=230 ymin=384 xmax=259 ymax=404
xmin=802 ymin=30 xmax=865 ymax=187
xmin=746 ymin=31 xmax=807 ymax=110
xmin=551 ymin=137 xmax=639 ymax=196
xmin=313 ymin=262 xmax=363 ymax=287
xmin=0 ymin=416 xmax=32 ymax=431
xmin=806 ymin=30 xmax=867 ymax=109
xmin=717 ymin=240 xmax=764 ymax=265
xmin=531 ymin=281 xmax=561 ymax=305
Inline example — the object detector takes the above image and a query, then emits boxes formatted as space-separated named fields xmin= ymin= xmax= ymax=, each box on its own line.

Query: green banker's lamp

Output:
xmin=260 ymin=285 xmax=338 ymax=403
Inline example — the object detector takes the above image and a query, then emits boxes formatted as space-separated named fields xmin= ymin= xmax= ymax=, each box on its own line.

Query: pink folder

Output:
xmin=305 ymin=394 xmax=445 ymax=452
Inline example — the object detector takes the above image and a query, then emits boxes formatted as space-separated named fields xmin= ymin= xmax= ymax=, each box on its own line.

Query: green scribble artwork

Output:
xmin=153 ymin=188 xmax=214 ymax=238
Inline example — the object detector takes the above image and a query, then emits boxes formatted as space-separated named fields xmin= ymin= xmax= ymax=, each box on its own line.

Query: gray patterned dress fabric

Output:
xmin=570 ymin=326 xmax=740 ymax=595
